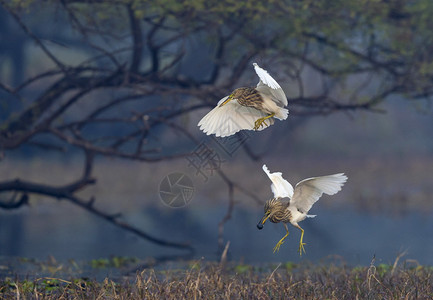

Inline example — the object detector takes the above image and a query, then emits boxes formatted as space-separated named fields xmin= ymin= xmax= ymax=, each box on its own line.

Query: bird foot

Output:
xmin=298 ymin=242 xmax=307 ymax=256
xmin=253 ymin=118 xmax=267 ymax=130
xmin=273 ymin=240 xmax=285 ymax=253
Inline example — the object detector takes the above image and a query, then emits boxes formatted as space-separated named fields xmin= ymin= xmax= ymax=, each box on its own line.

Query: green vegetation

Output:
xmin=1 ymin=260 xmax=432 ymax=299
xmin=91 ymin=256 xmax=140 ymax=269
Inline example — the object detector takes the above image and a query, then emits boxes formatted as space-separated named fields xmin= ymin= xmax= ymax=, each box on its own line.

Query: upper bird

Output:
xmin=257 ymin=164 xmax=347 ymax=256
xmin=198 ymin=63 xmax=288 ymax=137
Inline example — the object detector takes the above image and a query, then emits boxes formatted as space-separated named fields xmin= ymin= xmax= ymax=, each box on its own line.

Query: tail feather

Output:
xmin=275 ymin=107 xmax=289 ymax=120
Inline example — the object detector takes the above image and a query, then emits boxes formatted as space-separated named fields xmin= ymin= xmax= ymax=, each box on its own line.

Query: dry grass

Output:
xmin=1 ymin=260 xmax=432 ymax=299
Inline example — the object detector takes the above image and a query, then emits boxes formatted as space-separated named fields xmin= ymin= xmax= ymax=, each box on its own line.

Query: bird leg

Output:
xmin=273 ymin=223 xmax=289 ymax=253
xmin=254 ymin=113 xmax=275 ymax=130
xmin=294 ymin=224 xmax=306 ymax=256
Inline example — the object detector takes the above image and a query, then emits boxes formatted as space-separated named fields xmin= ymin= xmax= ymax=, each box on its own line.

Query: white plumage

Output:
xmin=291 ymin=173 xmax=348 ymax=216
xmin=198 ymin=63 xmax=288 ymax=137
xmin=253 ymin=63 xmax=282 ymax=90
xmin=198 ymin=96 xmax=271 ymax=137
xmin=258 ymin=164 xmax=347 ymax=255
xmin=263 ymin=164 xmax=347 ymax=218
xmin=262 ymin=164 xmax=294 ymax=199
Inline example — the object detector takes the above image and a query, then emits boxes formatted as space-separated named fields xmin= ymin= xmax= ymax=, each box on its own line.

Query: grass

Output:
xmin=1 ymin=258 xmax=432 ymax=299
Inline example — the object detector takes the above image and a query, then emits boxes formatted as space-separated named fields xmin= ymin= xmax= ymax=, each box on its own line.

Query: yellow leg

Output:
xmin=294 ymin=224 xmax=306 ymax=256
xmin=254 ymin=113 xmax=275 ymax=130
xmin=273 ymin=223 xmax=289 ymax=253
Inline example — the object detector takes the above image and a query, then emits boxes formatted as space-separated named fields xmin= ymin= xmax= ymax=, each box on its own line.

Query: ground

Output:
xmin=1 ymin=257 xmax=432 ymax=299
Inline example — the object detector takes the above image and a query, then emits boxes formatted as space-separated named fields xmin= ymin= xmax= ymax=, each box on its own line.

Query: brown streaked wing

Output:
xmin=236 ymin=88 xmax=264 ymax=110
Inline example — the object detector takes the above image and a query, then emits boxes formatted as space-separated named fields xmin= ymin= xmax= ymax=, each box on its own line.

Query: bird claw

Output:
xmin=273 ymin=241 xmax=284 ymax=253
xmin=253 ymin=118 xmax=266 ymax=130
xmin=298 ymin=242 xmax=307 ymax=256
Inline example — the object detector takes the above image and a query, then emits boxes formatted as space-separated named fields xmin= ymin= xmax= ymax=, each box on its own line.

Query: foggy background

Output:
xmin=1 ymin=1 xmax=432 ymax=270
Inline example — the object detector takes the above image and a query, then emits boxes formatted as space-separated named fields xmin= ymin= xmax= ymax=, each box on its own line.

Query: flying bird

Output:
xmin=257 ymin=164 xmax=347 ymax=256
xmin=198 ymin=63 xmax=288 ymax=137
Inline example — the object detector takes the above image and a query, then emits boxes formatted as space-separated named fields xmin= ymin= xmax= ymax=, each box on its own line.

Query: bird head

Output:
xmin=230 ymin=88 xmax=252 ymax=99
xmin=257 ymin=198 xmax=278 ymax=230
xmin=257 ymin=198 xmax=289 ymax=230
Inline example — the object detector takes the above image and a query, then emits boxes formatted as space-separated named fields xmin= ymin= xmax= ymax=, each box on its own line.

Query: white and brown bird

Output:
xmin=257 ymin=165 xmax=347 ymax=256
xmin=198 ymin=63 xmax=288 ymax=137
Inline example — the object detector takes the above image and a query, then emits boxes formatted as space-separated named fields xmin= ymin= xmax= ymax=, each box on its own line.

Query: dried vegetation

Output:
xmin=1 ymin=260 xmax=432 ymax=299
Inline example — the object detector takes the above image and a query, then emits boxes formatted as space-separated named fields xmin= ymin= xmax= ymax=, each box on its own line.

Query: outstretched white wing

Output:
xmin=290 ymin=173 xmax=347 ymax=214
xmin=262 ymin=164 xmax=294 ymax=199
xmin=198 ymin=97 xmax=273 ymax=137
xmin=253 ymin=63 xmax=287 ymax=106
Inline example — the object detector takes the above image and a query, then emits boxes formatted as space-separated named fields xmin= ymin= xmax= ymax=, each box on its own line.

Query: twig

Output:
xmin=267 ymin=263 xmax=282 ymax=284
xmin=217 ymin=181 xmax=234 ymax=252
xmin=391 ymin=250 xmax=408 ymax=276
xmin=0 ymin=193 xmax=28 ymax=209
xmin=0 ymin=178 xmax=193 ymax=252
xmin=219 ymin=241 xmax=230 ymax=268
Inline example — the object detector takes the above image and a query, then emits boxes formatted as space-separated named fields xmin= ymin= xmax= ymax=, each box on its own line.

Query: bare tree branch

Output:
xmin=0 ymin=193 xmax=28 ymax=209
xmin=1 ymin=0 xmax=66 ymax=72
xmin=127 ymin=5 xmax=143 ymax=74
xmin=0 ymin=178 xmax=193 ymax=251
xmin=2 ymin=0 xmax=433 ymax=255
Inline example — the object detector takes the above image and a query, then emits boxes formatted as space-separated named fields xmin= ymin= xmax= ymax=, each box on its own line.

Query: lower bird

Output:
xmin=198 ymin=63 xmax=288 ymax=137
xmin=257 ymin=165 xmax=347 ymax=256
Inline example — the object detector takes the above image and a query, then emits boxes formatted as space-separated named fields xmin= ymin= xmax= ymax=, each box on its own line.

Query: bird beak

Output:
xmin=219 ymin=95 xmax=233 ymax=107
xmin=257 ymin=212 xmax=270 ymax=230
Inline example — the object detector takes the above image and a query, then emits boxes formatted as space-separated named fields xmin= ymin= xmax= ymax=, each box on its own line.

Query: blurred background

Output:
xmin=1 ymin=1 xmax=432 ymax=268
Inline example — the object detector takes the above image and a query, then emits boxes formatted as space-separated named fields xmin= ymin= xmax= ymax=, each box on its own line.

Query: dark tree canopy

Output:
xmin=1 ymin=0 xmax=433 ymax=251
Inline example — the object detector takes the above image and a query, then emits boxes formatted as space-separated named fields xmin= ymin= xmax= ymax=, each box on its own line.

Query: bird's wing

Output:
xmin=253 ymin=63 xmax=287 ymax=106
xmin=262 ymin=164 xmax=294 ymax=199
xmin=198 ymin=97 xmax=272 ymax=137
xmin=253 ymin=63 xmax=281 ymax=89
xmin=290 ymin=173 xmax=347 ymax=214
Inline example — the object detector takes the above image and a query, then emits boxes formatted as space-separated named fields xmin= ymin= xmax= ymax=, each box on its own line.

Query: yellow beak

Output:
xmin=219 ymin=95 xmax=233 ymax=107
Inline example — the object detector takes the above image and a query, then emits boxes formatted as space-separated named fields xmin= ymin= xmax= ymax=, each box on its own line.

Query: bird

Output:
xmin=257 ymin=164 xmax=347 ymax=256
xmin=198 ymin=63 xmax=288 ymax=137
